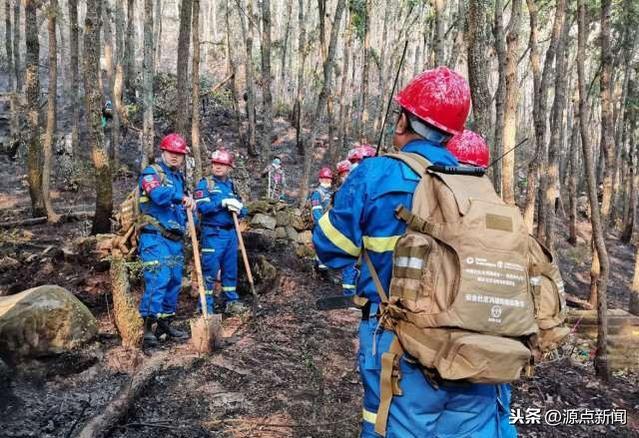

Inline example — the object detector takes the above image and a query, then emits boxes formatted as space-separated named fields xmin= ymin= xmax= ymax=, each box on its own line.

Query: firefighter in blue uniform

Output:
xmin=310 ymin=167 xmax=334 ymax=273
xmin=194 ymin=148 xmax=248 ymax=316
xmin=313 ymin=67 xmax=513 ymax=437
xmin=336 ymin=160 xmax=359 ymax=296
xmin=138 ymin=133 xmax=194 ymax=346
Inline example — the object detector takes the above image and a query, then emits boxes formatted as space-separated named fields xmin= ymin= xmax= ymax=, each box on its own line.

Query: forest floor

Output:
xmin=1 ymin=92 xmax=639 ymax=437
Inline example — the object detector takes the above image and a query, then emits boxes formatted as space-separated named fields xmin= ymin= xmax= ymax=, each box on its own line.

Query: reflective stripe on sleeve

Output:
xmin=201 ymin=248 xmax=216 ymax=253
xmin=222 ymin=286 xmax=236 ymax=292
xmin=139 ymin=195 xmax=149 ymax=203
xmin=318 ymin=213 xmax=361 ymax=257
xmin=342 ymin=284 xmax=356 ymax=289
xmin=312 ymin=206 xmax=323 ymax=210
xmin=362 ymin=408 xmax=377 ymax=424
xmin=363 ymin=235 xmax=401 ymax=253
xmin=195 ymin=197 xmax=211 ymax=203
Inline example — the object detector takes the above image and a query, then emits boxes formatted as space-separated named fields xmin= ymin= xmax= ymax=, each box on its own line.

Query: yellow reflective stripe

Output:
xmin=318 ymin=213 xmax=361 ymax=257
xmin=139 ymin=196 xmax=149 ymax=203
xmin=222 ymin=286 xmax=236 ymax=291
xmin=157 ymin=312 xmax=175 ymax=319
xmin=363 ymin=235 xmax=401 ymax=253
xmin=201 ymin=248 xmax=216 ymax=253
xmin=342 ymin=284 xmax=356 ymax=289
xmin=362 ymin=408 xmax=377 ymax=424
xmin=142 ymin=260 xmax=160 ymax=267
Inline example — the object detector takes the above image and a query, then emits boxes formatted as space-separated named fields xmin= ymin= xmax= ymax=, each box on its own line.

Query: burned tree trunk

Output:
xmin=125 ymin=0 xmax=136 ymax=98
xmin=465 ymin=0 xmax=491 ymax=142
xmin=260 ymin=0 xmax=273 ymax=161
xmin=5 ymin=0 xmax=13 ymax=91
xmin=68 ymin=0 xmax=80 ymax=157
xmin=578 ymin=0 xmax=609 ymax=381
xmin=13 ymin=0 xmax=21 ymax=91
xmin=543 ymin=0 xmax=568 ymax=250
xmin=238 ymin=0 xmax=257 ymax=156
xmin=25 ymin=0 xmax=44 ymax=218
xmin=142 ymin=0 xmax=154 ymax=168
xmin=433 ymin=0 xmax=445 ymax=66
xmin=84 ymin=0 xmax=114 ymax=234
xmin=359 ymin=0 xmax=371 ymax=141
xmin=191 ymin=0 xmax=202 ymax=181
xmin=492 ymin=0 xmax=506 ymax=194
xmin=176 ymin=0 xmax=193 ymax=138
xmin=294 ymin=0 xmax=307 ymax=156
xmin=568 ymin=99 xmax=580 ymax=246
xmin=43 ymin=0 xmax=61 ymax=223
xmin=599 ymin=0 xmax=616 ymax=230
xmin=500 ymin=0 xmax=522 ymax=204
xmin=225 ymin=0 xmax=245 ymax=147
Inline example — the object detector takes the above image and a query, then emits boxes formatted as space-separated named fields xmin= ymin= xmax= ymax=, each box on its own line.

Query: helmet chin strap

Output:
xmin=407 ymin=114 xmax=452 ymax=145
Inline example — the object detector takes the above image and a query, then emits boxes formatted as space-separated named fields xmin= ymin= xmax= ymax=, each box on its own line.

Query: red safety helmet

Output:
xmin=319 ymin=167 xmax=333 ymax=179
xmin=447 ymin=129 xmax=490 ymax=168
xmin=395 ymin=67 xmax=470 ymax=136
xmin=358 ymin=144 xmax=376 ymax=159
xmin=211 ymin=148 xmax=235 ymax=167
xmin=347 ymin=148 xmax=363 ymax=163
xmin=159 ymin=133 xmax=188 ymax=155
xmin=336 ymin=160 xmax=352 ymax=175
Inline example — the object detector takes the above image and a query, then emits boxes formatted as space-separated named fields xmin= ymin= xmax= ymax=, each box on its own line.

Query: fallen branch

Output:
xmin=208 ymin=74 xmax=233 ymax=95
xmin=0 ymin=211 xmax=94 ymax=229
xmin=74 ymin=351 xmax=169 ymax=438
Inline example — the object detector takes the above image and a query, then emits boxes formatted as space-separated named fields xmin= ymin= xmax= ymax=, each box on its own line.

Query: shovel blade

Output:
xmin=190 ymin=314 xmax=222 ymax=353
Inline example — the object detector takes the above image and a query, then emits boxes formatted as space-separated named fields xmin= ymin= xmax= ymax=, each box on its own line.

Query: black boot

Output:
xmin=156 ymin=317 xmax=189 ymax=340
xmin=143 ymin=317 xmax=158 ymax=347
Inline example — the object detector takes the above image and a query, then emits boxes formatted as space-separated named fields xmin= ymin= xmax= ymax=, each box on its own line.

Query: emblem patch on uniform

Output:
xmin=194 ymin=190 xmax=204 ymax=199
xmin=141 ymin=174 xmax=161 ymax=193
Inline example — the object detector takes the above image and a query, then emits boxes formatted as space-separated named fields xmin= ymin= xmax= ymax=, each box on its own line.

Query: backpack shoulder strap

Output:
xmin=149 ymin=163 xmax=166 ymax=185
xmin=383 ymin=152 xmax=431 ymax=177
xmin=205 ymin=176 xmax=216 ymax=193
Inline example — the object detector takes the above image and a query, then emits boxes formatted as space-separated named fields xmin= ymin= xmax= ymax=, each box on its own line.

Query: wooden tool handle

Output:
xmin=186 ymin=208 xmax=208 ymax=318
xmin=232 ymin=212 xmax=255 ymax=287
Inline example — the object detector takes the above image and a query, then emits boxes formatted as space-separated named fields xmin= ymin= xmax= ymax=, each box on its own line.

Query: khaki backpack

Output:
xmin=113 ymin=164 xmax=168 ymax=257
xmin=366 ymin=152 xmax=569 ymax=436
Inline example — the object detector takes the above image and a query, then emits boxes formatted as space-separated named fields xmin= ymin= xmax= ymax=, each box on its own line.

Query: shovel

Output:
xmin=232 ymin=211 xmax=259 ymax=314
xmin=186 ymin=208 xmax=222 ymax=353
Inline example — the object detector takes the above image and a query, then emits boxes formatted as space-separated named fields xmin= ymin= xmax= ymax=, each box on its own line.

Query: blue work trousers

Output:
xmin=138 ymin=232 xmax=184 ymax=318
xmin=201 ymin=227 xmax=239 ymax=313
xmin=342 ymin=265 xmax=358 ymax=296
xmin=358 ymin=310 xmax=517 ymax=437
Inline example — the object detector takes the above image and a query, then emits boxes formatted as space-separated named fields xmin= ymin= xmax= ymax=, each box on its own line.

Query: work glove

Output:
xmin=222 ymin=198 xmax=243 ymax=213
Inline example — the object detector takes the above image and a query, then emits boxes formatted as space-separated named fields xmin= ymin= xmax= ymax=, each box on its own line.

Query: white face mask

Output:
xmin=320 ymin=182 xmax=331 ymax=189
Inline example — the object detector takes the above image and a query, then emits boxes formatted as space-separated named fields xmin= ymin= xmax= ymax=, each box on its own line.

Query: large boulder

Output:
xmin=251 ymin=213 xmax=277 ymax=230
xmin=0 ymin=285 xmax=98 ymax=362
